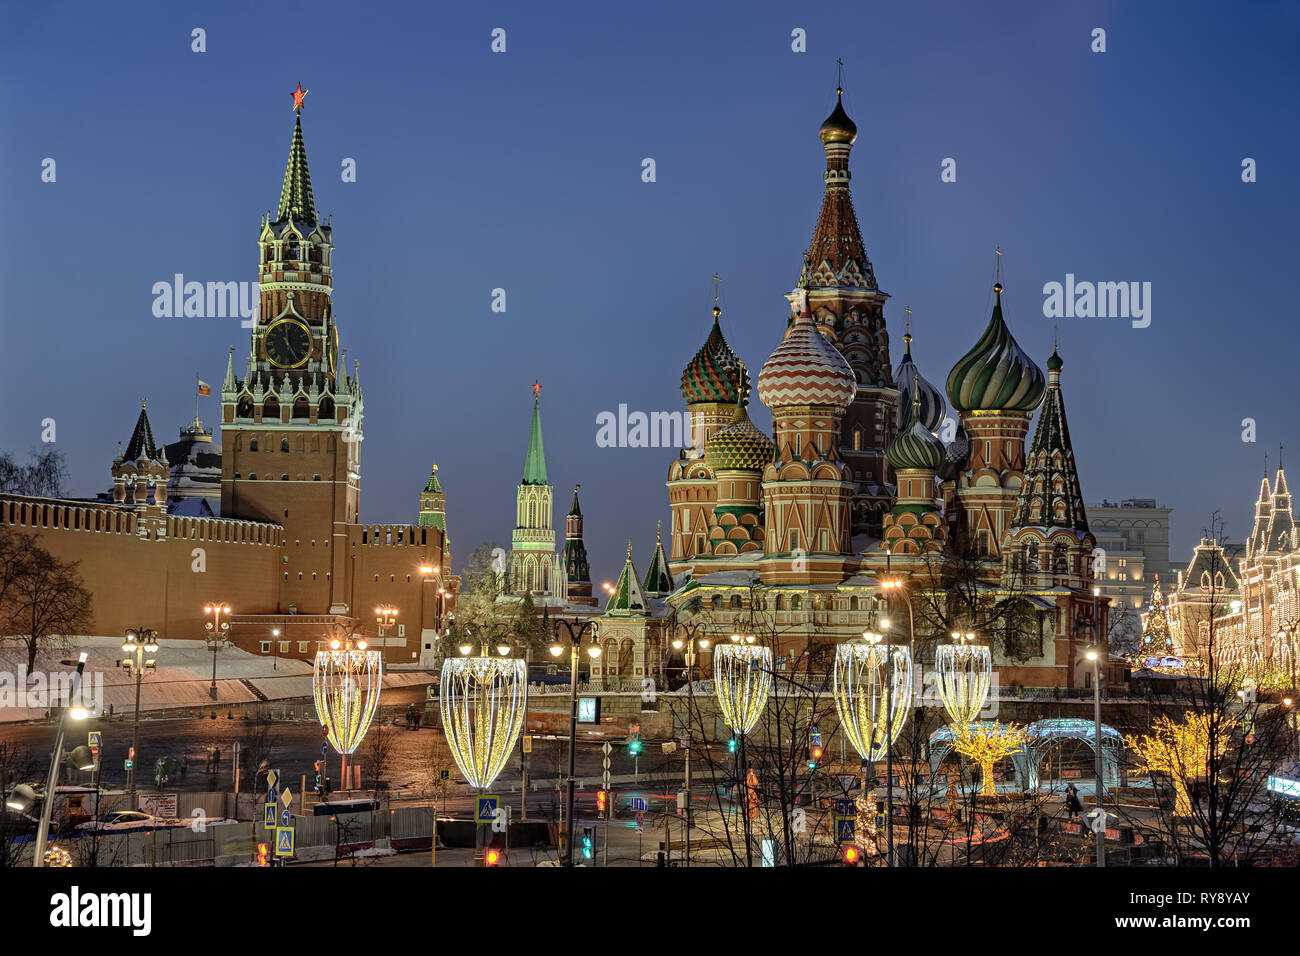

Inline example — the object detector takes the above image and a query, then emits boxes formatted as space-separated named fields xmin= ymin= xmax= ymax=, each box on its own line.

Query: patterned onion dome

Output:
xmin=937 ymin=418 xmax=970 ymax=483
xmin=705 ymin=401 xmax=776 ymax=471
xmin=893 ymin=332 xmax=946 ymax=433
xmin=681 ymin=306 xmax=750 ymax=405
xmin=945 ymin=283 xmax=1046 ymax=413
xmin=887 ymin=400 xmax=945 ymax=472
xmin=819 ymin=88 xmax=858 ymax=145
xmin=757 ymin=305 xmax=856 ymax=409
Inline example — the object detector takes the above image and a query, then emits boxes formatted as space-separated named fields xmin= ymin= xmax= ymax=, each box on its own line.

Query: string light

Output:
xmin=935 ymin=632 xmax=991 ymax=725
xmin=312 ymin=640 xmax=383 ymax=758
xmin=832 ymin=638 xmax=912 ymax=762
xmin=439 ymin=650 xmax=527 ymax=789
xmin=1126 ymin=711 xmax=1234 ymax=817
xmin=713 ymin=643 xmax=771 ymax=734
xmin=949 ymin=721 xmax=1027 ymax=797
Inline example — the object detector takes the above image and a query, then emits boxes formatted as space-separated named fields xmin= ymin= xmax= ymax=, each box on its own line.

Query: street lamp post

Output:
xmin=550 ymin=619 xmax=601 ymax=866
xmin=32 ymin=653 xmax=90 ymax=867
xmin=375 ymin=606 xmax=398 ymax=666
xmin=203 ymin=604 xmax=231 ymax=700
xmin=1085 ymin=645 xmax=1105 ymax=868
xmin=271 ymin=627 xmax=280 ymax=671
xmin=122 ymin=627 xmax=160 ymax=800
xmin=670 ymin=619 xmax=711 ymax=868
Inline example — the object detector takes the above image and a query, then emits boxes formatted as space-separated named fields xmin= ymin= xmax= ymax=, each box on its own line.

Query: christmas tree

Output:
xmin=1140 ymin=574 xmax=1173 ymax=655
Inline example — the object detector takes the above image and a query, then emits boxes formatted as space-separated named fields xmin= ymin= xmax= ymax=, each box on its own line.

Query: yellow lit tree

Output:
xmin=1125 ymin=711 xmax=1235 ymax=818
xmin=950 ymin=722 xmax=1028 ymax=797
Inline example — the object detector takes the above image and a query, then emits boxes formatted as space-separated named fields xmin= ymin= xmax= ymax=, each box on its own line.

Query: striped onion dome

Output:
xmin=705 ymin=400 xmax=775 ymax=471
xmin=887 ymin=399 xmax=945 ymax=472
xmin=681 ymin=306 xmax=750 ymax=406
xmin=757 ymin=306 xmax=856 ymax=409
xmin=945 ymin=283 xmax=1045 ymax=413
xmin=893 ymin=332 xmax=945 ymax=433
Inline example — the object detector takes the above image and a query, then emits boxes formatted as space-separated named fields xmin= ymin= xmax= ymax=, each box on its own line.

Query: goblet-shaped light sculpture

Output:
xmin=313 ymin=638 xmax=383 ymax=758
xmin=832 ymin=633 xmax=912 ymax=762
xmin=439 ymin=647 xmax=527 ymax=789
xmin=935 ymin=632 xmax=991 ymax=725
xmin=713 ymin=636 xmax=771 ymax=735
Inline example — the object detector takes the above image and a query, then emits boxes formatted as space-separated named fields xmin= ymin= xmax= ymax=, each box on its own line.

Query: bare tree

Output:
xmin=0 ymin=447 xmax=68 ymax=498
xmin=1 ymin=541 xmax=93 ymax=673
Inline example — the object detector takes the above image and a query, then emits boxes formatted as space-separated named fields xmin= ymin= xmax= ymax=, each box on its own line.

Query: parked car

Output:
xmin=76 ymin=811 xmax=159 ymax=834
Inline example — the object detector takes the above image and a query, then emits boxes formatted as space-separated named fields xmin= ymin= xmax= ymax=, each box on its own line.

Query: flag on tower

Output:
xmin=197 ymin=380 xmax=211 ymax=396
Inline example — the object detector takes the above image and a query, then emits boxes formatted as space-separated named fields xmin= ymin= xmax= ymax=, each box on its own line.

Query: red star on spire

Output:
xmin=532 ymin=380 xmax=541 ymax=398
xmin=291 ymin=81 xmax=309 ymax=112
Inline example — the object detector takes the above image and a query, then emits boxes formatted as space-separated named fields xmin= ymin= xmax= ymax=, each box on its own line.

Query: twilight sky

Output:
xmin=1 ymin=1 xmax=1297 ymax=585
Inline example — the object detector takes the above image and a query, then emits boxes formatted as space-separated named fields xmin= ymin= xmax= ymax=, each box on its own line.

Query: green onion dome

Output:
xmin=705 ymin=400 xmax=775 ymax=472
xmin=681 ymin=306 xmax=750 ymax=405
xmin=819 ymin=88 xmax=858 ymax=145
xmin=945 ymin=283 xmax=1045 ymax=413
xmin=887 ymin=401 xmax=945 ymax=472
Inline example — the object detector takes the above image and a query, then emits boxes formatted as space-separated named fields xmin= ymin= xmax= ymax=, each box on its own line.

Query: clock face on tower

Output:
xmin=326 ymin=325 xmax=339 ymax=376
xmin=264 ymin=318 xmax=312 ymax=368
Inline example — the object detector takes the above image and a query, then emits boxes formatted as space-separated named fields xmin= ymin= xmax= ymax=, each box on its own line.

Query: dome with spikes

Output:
xmin=819 ymin=89 xmax=857 ymax=145
xmin=757 ymin=307 xmax=856 ymax=409
xmin=938 ymin=419 xmax=970 ymax=483
xmin=681 ymin=307 xmax=750 ymax=406
xmin=893 ymin=333 xmax=946 ymax=433
xmin=946 ymin=284 xmax=1046 ymax=413
xmin=705 ymin=401 xmax=775 ymax=471
xmin=887 ymin=404 xmax=945 ymax=472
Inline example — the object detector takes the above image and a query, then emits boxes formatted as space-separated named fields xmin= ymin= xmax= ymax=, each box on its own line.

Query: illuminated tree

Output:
xmin=1126 ymin=711 xmax=1235 ymax=818
xmin=1139 ymin=574 xmax=1172 ymax=655
xmin=950 ymin=722 xmax=1028 ymax=797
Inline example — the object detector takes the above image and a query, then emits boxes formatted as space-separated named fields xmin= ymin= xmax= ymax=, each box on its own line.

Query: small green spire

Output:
xmin=522 ymin=383 xmax=548 ymax=485
xmin=423 ymin=462 xmax=443 ymax=494
xmin=276 ymin=112 xmax=317 ymax=224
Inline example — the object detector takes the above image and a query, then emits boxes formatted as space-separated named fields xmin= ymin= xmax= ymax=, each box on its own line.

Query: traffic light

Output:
xmin=257 ymin=843 xmax=269 ymax=867
xmin=313 ymin=760 xmax=322 ymax=794
xmin=842 ymin=844 xmax=861 ymax=866
xmin=596 ymin=789 xmax=607 ymax=814
xmin=582 ymin=826 xmax=595 ymax=862
xmin=485 ymin=848 xmax=502 ymax=867
xmin=808 ymin=744 xmax=822 ymax=770
xmin=727 ymin=738 xmax=737 ymax=754
xmin=627 ymin=735 xmax=642 ymax=757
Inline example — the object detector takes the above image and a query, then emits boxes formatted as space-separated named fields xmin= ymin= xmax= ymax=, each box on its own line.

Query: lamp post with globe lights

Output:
xmin=203 ymin=603 xmax=232 ymax=700
xmin=313 ymin=636 xmax=383 ymax=792
xmin=121 ymin=627 xmax=160 ymax=799
xmin=669 ymin=617 xmax=712 ymax=867
xmin=713 ymin=632 xmax=770 ymax=867
xmin=550 ymin=619 xmax=601 ymax=866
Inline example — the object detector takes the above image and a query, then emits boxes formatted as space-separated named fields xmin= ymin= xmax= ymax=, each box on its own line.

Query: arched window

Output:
xmin=791 ymin=594 xmax=802 ymax=611
xmin=729 ymin=594 xmax=742 ymax=610
xmin=849 ymin=596 xmax=859 ymax=611
xmin=281 ymin=438 xmax=289 ymax=452
xmin=250 ymin=436 xmax=259 ymax=452
xmin=775 ymin=595 xmax=786 ymax=611
xmin=318 ymin=397 xmax=334 ymax=421
xmin=1052 ymin=540 xmax=1068 ymax=572
xmin=293 ymin=397 xmax=310 ymax=420
xmin=237 ymin=396 xmax=253 ymax=419
xmin=711 ymin=595 xmax=722 ymax=611
xmin=264 ymin=397 xmax=280 ymax=421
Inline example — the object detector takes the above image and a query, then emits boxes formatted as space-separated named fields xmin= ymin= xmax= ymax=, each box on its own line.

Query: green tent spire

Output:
xmin=423 ymin=462 xmax=443 ymax=494
xmin=522 ymin=383 xmax=548 ymax=486
xmin=276 ymin=112 xmax=318 ymax=225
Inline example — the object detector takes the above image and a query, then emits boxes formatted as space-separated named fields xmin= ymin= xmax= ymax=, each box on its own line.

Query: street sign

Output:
xmin=88 ymin=731 xmax=102 ymax=748
xmin=602 ymin=771 xmax=610 ymax=791
xmin=475 ymin=795 xmax=500 ymax=824
xmin=602 ymin=742 xmax=612 ymax=756
xmin=275 ymin=826 xmax=294 ymax=857
xmin=522 ymin=735 xmax=533 ymax=754
xmin=280 ymin=788 xmax=293 ymax=807
xmin=834 ymin=815 xmax=855 ymax=843
xmin=634 ymin=811 xmax=644 ymax=827
xmin=264 ymin=803 xmax=277 ymax=827
xmin=321 ymin=742 xmax=328 ymax=756
xmin=266 ymin=769 xmax=278 ymax=789
xmin=835 ymin=797 xmax=853 ymax=815
xmin=630 ymin=796 xmax=648 ymax=812
xmin=266 ymin=788 xmax=276 ymax=804
xmin=280 ymin=807 xmax=291 ymax=827
xmin=439 ymin=769 xmax=450 ymax=781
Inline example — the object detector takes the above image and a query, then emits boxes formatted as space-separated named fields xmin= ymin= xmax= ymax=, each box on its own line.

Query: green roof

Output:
xmin=523 ymin=398 xmax=548 ymax=485
xmin=423 ymin=463 xmax=443 ymax=494
xmin=123 ymin=403 xmax=161 ymax=461
xmin=276 ymin=113 xmax=317 ymax=225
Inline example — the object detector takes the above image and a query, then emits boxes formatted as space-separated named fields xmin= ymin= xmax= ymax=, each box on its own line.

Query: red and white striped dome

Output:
xmin=757 ymin=308 xmax=856 ymax=410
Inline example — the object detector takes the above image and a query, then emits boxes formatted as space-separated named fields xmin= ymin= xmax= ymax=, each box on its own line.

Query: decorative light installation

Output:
xmin=935 ymin=632 xmax=991 ymax=725
xmin=713 ymin=637 xmax=772 ymax=735
xmin=832 ymin=634 xmax=912 ymax=762
xmin=313 ymin=638 xmax=383 ymax=763
xmin=439 ymin=647 xmax=527 ymax=789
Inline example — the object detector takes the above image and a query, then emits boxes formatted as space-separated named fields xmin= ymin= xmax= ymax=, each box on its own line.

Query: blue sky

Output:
xmin=1 ymin=1 xmax=1297 ymax=582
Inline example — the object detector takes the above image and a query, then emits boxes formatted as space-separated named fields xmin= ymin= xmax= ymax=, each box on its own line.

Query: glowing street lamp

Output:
xmin=313 ymin=638 xmax=383 ymax=792
xmin=439 ymin=644 xmax=527 ymax=791
xmin=714 ymin=639 xmax=770 ymax=735
xmin=832 ymin=634 xmax=912 ymax=763
xmin=935 ymin=631 xmax=991 ymax=725
xmin=203 ymin=603 xmax=232 ymax=701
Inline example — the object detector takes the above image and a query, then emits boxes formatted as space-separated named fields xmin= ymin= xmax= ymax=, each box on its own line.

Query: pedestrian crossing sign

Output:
xmin=263 ymin=802 xmax=277 ymax=827
xmin=475 ymin=795 xmax=499 ymax=824
xmin=275 ymin=826 xmax=294 ymax=857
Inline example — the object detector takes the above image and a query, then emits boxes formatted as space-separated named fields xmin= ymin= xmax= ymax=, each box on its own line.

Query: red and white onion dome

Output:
xmin=757 ymin=306 xmax=856 ymax=410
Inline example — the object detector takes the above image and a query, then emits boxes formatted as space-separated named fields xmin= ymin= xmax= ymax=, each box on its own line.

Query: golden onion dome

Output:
xmin=819 ymin=88 xmax=858 ymax=145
